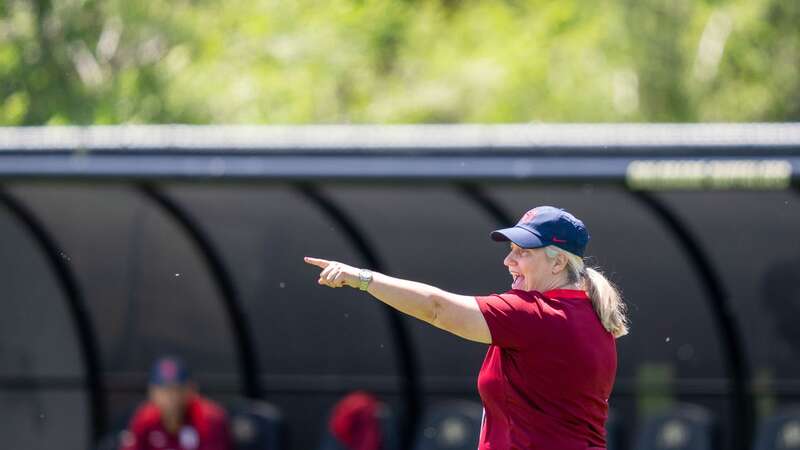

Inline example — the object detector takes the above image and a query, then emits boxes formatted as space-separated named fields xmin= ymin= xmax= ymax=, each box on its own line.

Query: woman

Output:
xmin=305 ymin=205 xmax=628 ymax=450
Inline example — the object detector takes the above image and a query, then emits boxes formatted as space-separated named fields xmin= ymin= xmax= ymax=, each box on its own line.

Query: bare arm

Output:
xmin=304 ymin=257 xmax=491 ymax=344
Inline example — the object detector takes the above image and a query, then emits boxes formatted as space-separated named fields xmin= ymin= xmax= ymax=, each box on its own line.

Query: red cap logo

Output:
xmin=159 ymin=360 xmax=178 ymax=381
xmin=520 ymin=209 xmax=536 ymax=223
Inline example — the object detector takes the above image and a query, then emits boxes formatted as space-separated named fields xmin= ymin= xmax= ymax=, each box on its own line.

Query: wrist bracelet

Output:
xmin=358 ymin=269 xmax=373 ymax=291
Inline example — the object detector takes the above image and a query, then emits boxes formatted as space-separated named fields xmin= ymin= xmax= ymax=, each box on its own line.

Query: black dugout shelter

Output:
xmin=1 ymin=124 xmax=799 ymax=450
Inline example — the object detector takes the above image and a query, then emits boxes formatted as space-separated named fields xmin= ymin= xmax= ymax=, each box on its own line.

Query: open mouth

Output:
xmin=510 ymin=272 xmax=525 ymax=290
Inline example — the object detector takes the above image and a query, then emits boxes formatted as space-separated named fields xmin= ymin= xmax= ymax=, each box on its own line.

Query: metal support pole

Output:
xmin=139 ymin=184 xmax=263 ymax=399
xmin=0 ymin=188 xmax=108 ymax=441
xmin=295 ymin=183 xmax=422 ymax=449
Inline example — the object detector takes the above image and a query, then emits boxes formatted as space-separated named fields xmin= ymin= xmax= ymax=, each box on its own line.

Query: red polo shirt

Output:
xmin=120 ymin=394 xmax=232 ymax=450
xmin=475 ymin=289 xmax=617 ymax=450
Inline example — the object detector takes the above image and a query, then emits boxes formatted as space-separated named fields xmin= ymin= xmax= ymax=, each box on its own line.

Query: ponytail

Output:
xmin=584 ymin=266 xmax=629 ymax=338
xmin=544 ymin=246 xmax=629 ymax=338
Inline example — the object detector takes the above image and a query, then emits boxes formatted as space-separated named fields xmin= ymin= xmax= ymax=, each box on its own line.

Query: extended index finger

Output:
xmin=304 ymin=256 xmax=331 ymax=269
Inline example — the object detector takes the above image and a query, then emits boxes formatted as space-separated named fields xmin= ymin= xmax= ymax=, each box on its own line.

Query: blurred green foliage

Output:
xmin=1 ymin=0 xmax=798 ymax=124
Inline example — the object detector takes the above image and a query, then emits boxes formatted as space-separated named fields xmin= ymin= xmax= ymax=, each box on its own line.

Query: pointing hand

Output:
xmin=304 ymin=256 xmax=360 ymax=289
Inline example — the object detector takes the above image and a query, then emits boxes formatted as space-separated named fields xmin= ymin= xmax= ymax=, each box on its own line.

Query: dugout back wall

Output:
xmin=1 ymin=124 xmax=798 ymax=450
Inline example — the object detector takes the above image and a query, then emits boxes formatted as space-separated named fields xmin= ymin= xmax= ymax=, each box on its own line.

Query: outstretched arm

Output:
xmin=304 ymin=257 xmax=491 ymax=344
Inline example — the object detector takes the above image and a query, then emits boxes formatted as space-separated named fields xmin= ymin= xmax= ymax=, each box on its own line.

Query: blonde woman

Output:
xmin=305 ymin=206 xmax=628 ymax=450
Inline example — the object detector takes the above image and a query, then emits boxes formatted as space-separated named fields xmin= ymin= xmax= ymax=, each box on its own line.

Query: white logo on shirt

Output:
xmin=148 ymin=430 xmax=167 ymax=448
xmin=179 ymin=426 xmax=199 ymax=449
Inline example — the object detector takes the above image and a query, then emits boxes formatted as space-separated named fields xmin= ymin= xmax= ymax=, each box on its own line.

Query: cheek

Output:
xmin=521 ymin=257 xmax=545 ymax=277
xmin=518 ymin=258 xmax=535 ymax=275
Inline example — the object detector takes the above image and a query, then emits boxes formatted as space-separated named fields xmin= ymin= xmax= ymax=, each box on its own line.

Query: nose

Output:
xmin=503 ymin=250 xmax=515 ymax=267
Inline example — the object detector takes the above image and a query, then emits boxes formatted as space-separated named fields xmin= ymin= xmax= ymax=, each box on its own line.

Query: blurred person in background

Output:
xmin=305 ymin=206 xmax=628 ymax=450
xmin=319 ymin=391 xmax=388 ymax=450
xmin=120 ymin=356 xmax=233 ymax=450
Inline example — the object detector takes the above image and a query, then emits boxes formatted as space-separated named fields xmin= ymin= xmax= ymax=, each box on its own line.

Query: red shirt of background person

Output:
xmin=305 ymin=205 xmax=629 ymax=450
xmin=120 ymin=356 xmax=233 ymax=450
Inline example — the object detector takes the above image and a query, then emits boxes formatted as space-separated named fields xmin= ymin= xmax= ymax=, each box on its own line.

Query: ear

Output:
xmin=551 ymin=252 xmax=568 ymax=274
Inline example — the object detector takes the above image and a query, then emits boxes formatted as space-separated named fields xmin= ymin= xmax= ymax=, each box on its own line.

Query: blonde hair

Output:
xmin=544 ymin=246 xmax=629 ymax=338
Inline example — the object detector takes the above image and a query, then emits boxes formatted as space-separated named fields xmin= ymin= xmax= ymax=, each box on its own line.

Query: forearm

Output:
xmin=305 ymin=256 xmax=490 ymax=343
xmin=365 ymin=272 xmax=450 ymax=325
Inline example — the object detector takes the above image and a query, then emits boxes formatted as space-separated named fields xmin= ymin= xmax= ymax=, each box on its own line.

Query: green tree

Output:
xmin=1 ymin=0 xmax=798 ymax=125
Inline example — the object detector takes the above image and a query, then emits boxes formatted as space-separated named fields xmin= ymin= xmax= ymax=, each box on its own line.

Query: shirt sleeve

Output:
xmin=475 ymin=291 xmax=541 ymax=349
xmin=219 ymin=418 xmax=234 ymax=450
xmin=119 ymin=408 xmax=148 ymax=450
xmin=199 ymin=410 xmax=233 ymax=450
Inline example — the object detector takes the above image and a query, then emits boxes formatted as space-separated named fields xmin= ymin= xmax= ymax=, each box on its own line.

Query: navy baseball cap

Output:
xmin=490 ymin=206 xmax=590 ymax=257
xmin=149 ymin=356 xmax=191 ymax=386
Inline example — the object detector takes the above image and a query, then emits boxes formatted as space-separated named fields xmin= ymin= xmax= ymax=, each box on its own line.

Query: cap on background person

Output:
xmin=149 ymin=356 xmax=191 ymax=386
xmin=490 ymin=205 xmax=590 ymax=257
